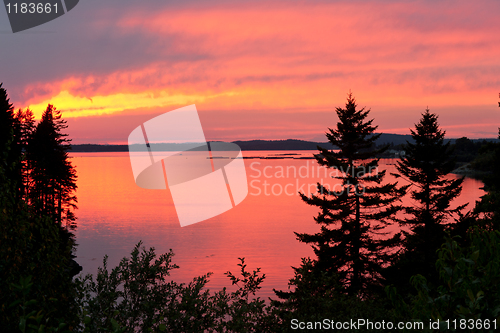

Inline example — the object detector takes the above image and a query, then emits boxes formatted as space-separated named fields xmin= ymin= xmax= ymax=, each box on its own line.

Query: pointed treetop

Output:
xmin=0 ymin=82 xmax=15 ymax=118
xmin=1 ymin=83 xmax=17 ymax=150
xmin=411 ymin=108 xmax=445 ymax=144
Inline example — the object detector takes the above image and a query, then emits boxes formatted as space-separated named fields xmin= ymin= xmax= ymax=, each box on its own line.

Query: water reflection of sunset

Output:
xmin=72 ymin=152 xmax=485 ymax=298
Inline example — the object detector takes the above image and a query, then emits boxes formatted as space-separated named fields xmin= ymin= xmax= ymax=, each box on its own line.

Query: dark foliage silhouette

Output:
xmin=27 ymin=104 xmax=78 ymax=228
xmin=386 ymin=109 xmax=465 ymax=293
xmin=280 ymin=92 xmax=407 ymax=300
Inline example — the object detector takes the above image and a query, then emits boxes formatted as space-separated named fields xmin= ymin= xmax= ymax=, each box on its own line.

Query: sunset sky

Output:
xmin=1 ymin=0 xmax=499 ymax=144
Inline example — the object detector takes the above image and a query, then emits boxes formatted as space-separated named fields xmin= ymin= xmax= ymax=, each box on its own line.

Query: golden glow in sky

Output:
xmin=3 ymin=0 xmax=499 ymax=142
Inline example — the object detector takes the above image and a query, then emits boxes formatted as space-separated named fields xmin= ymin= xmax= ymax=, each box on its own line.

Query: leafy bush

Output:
xmin=387 ymin=228 xmax=500 ymax=332
xmin=76 ymin=242 xmax=275 ymax=332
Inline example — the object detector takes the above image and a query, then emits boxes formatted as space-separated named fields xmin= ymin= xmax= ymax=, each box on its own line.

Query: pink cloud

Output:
xmin=9 ymin=0 xmax=500 ymax=141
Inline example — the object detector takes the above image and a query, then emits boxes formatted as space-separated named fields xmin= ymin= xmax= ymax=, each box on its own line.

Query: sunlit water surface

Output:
xmin=72 ymin=151 xmax=485 ymax=299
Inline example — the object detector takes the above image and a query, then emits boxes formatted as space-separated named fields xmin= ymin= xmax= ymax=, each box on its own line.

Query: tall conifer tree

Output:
xmin=14 ymin=108 xmax=36 ymax=198
xmin=396 ymin=109 xmax=464 ymax=257
xmin=27 ymin=104 xmax=77 ymax=228
xmin=0 ymin=83 xmax=22 ymax=192
xmin=0 ymin=83 xmax=16 ymax=150
xmin=386 ymin=109 xmax=465 ymax=292
xmin=295 ymin=92 xmax=407 ymax=297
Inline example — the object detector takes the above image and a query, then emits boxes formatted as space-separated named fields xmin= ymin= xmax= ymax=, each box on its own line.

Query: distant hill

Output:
xmin=375 ymin=133 xmax=414 ymax=146
xmin=70 ymin=144 xmax=129 ymax=152
xmin=70 ymin=140 xmax=331 ymax=152
xmin=231 ymin=139 xmax=332 ymax=151
xmin=70 ymin=134 xmax=498 ymax=152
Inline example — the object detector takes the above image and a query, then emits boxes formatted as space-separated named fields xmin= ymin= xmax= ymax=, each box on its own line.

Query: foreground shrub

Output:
xmin=76 ymin=242 xmax=276 ymax=332
xmin=388 ymin=228 xmax=500 ymax=332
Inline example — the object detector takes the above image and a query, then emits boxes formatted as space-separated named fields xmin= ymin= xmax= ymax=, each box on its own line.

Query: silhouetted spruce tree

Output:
xmin=388 ymin=109 xmax=465 ymax=290
xmin=14 ymin=107 xmax=36 ymax=198
xmin=0 ymin=83 xmax=23 ymax=194
xmin=27 ymin=104 xmax=77 ymax=228
xmin=0 ymin=83 xmax=16 ymax=149
xmin=292 ymin=93 xmax=407 ymax=297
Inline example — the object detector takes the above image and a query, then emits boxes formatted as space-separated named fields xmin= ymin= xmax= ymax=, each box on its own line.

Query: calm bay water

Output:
xmin=72 ymin=151 xmax=485 ymax=299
